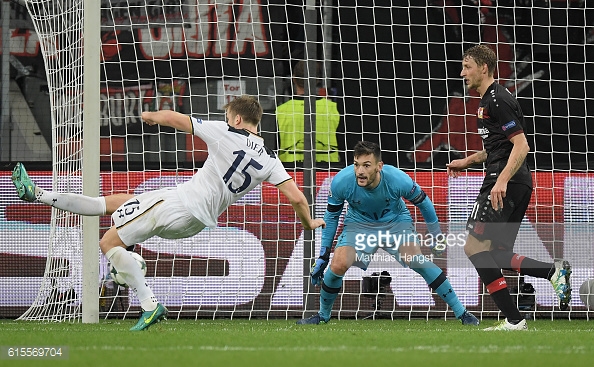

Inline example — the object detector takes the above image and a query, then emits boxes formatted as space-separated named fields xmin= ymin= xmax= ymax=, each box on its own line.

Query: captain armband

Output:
xmin=409 ymin=190 xmax=427 ymax=205
xmin=327 ymin=203 xmax=344 ymax=213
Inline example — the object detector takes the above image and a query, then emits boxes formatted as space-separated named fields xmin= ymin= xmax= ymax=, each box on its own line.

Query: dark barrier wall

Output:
xmin=3 ymin=1 xmax=593 ymax=170
xmin=330 ymin=0 xmax=593 ymax=170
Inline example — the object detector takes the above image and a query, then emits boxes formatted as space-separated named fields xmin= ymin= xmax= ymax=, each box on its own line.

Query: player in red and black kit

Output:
xmin=447 ymin=44 xmax=572 ymax=331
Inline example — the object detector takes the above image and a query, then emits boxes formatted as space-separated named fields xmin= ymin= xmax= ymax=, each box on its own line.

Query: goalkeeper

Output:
xmin=297 ymin=141 xmax=478 ymax=325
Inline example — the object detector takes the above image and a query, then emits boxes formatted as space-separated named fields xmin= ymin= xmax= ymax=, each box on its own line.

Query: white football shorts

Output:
xmin=112 ymin=188 xmax=206 ymax=246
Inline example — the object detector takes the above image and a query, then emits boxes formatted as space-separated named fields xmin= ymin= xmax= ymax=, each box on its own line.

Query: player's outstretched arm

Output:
xmin=277 ymin=180 xmax=325 ymax=231
xmin=446 ymin=149 xmax=487 ymax=178
xmin=141 ymin=110 xmax=193 ymax=133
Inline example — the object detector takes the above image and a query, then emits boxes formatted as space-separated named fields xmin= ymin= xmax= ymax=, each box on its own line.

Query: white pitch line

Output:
xmin=71 ymin=344 xmax=591 ymax=354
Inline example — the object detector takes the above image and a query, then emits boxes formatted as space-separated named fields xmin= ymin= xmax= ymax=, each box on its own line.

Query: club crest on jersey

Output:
xmin=502 ymin=120 xmax=516 ymax=131
xmin=477 ymin=107 xmax=489 ymax=120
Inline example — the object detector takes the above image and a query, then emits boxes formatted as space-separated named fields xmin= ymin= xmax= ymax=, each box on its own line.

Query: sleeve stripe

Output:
xmin=189 ymin=116 xmax=195 ymax=135
xmin=507 ymin=130 xmax=523 ymax=139
xmin=275 ymin=177 xmax=293 ymax=187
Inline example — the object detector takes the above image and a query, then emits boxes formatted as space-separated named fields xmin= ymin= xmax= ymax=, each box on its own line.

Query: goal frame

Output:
xmin=81 ymin=0 xmax=100 ymax=324
xmin=10 ymin=0 xmax=592 ymax=322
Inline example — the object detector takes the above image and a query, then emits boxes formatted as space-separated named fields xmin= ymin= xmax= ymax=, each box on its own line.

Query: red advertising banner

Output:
xmin=1 ymin=170 xmax=592 ymax=317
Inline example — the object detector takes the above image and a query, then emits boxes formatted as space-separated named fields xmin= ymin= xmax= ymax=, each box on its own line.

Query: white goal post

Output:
xmin=5 ymin=0 xmax=593 ymax=322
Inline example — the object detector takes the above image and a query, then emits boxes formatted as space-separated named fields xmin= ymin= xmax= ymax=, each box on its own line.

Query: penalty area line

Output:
xmin=73 ymin=344 xmax=591 ymax=354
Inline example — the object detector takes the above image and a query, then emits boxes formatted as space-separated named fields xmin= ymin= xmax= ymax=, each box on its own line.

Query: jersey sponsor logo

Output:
xmin=502 ymin=120 xmax=516 ymax=131
xmin=477 ymin=127 xmax=489 ymax=139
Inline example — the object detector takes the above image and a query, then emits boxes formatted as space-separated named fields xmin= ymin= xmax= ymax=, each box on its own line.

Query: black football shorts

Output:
xmin=466 ymin=183 xmax=532 ymax=249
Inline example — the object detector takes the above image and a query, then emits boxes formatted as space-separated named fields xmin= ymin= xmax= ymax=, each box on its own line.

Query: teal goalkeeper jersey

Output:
xmin=321 ymin=164 xmax=439 ymax=249
xmin=327 ymin=164 xmax=420 ymax=224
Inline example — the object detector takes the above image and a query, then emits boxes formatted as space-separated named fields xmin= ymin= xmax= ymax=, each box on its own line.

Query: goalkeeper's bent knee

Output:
xmin=322 ymin=268 xmax=343 ymax=289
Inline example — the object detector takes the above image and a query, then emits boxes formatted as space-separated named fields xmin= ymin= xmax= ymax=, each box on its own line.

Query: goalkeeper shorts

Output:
xmin=335 ymin=221 xmax=417 ymax=269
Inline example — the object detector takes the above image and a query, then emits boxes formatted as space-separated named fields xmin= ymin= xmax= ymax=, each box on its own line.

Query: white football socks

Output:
xmin=35 ymin=187 xmax=107 ymax=216
xmin=105 ymin=247 xmax=158 ymax=312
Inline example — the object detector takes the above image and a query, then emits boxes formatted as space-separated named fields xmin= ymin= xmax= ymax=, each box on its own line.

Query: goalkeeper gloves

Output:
xmin=429 ymin=233 xmax=447 ymax=257
xmin=426 ymin=222 xmax=446 ymax=257
xmin=310 ymin=247 xmax=331 ymax=286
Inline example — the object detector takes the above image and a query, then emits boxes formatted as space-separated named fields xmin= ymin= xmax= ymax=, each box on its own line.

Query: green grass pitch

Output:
xmin=1 ymin=318 xmax=593 ymax=366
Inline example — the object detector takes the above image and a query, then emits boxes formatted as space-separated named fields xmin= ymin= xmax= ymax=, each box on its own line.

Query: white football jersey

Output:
xmin=176 ymin=116 xmax=291 ymax=228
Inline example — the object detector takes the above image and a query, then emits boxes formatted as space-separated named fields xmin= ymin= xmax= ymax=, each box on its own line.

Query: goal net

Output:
xmin=7 ymin=0 xmax=87 ymax=321
xmin=3 ymin=0 xmax=593 ymax=321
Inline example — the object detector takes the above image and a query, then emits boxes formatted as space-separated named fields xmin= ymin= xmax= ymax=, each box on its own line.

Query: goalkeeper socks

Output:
xmin=468 ymin=251 xmax=523 ymax=322
xmin=105 ymin=246 xmax=158 ymax=311
xmin=36 ymin=188 xmax=107 ymax=216
xmin=490 ymin=249 xmax=553 ymax=279
xmin=409 ymin=255 xmax=465 ymax=318
xmin=319 ymin=269 xmax=343 ymax=321
xmin=431 ymin=273 xmax=466 ymax=318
